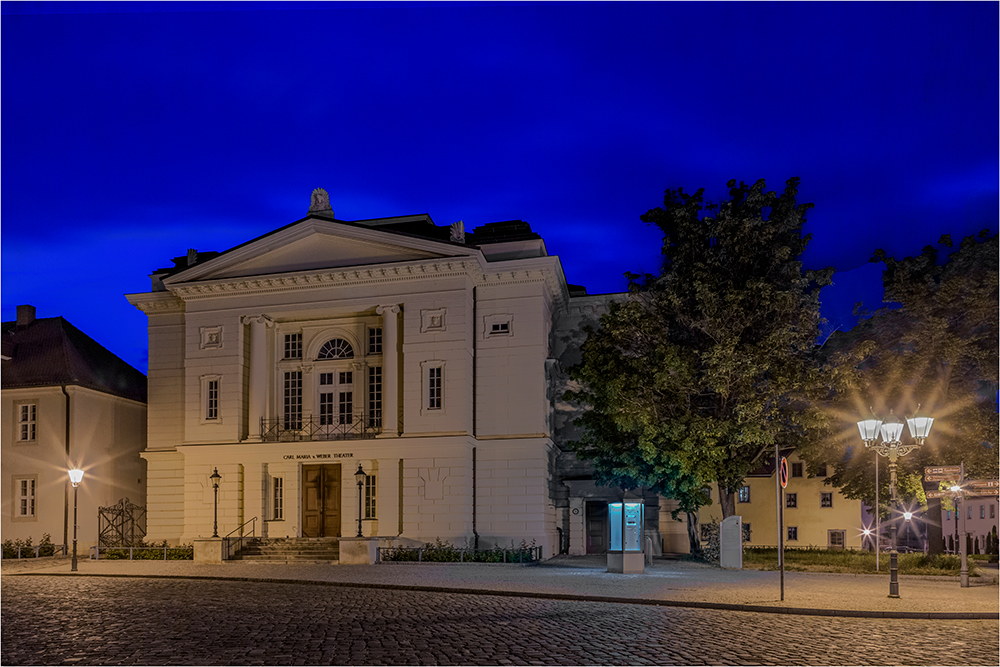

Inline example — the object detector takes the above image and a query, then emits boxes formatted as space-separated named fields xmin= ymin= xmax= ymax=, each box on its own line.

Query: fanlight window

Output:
xmin=317 ymin=338 xmax=354 ymax=360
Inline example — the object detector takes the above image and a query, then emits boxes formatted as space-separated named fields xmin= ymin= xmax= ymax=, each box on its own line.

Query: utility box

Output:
xmin=607 ymin=502 xmax=645 ymax=574
xmin=720 ymin=515 xmax=743 ymax=569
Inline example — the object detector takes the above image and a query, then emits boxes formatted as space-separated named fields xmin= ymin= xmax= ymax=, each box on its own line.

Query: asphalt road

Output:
xmin=2 ymin=576 xmax=997 ymax=666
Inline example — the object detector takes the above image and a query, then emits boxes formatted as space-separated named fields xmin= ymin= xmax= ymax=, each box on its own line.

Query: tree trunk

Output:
xmin=686 ymin=511 xmax=701 ymax=557
xmin=924 ymin=497 xmax=944 ymax=555
xmin=717 ymin=483 xmax=736 ymax=519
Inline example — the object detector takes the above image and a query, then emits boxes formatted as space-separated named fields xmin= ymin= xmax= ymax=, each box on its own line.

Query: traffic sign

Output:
xmin=966 ymin=488 xmax=999 ymax=497
xmin=779 ymin=457 xmax=789 ymax=489
xmin=966 ymin=479 xmax=999 ymax=488
xmin=925 ymin=466 xmax=962 ymax=476
xmin=924 ymin=473 xmax=960 ymax=482
xmin=925 ymin=490 xmax=953 ymax=499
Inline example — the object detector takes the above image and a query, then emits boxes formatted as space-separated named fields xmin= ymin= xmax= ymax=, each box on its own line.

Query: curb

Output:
xmin=13 ymin=572 xmax=997 ymax=620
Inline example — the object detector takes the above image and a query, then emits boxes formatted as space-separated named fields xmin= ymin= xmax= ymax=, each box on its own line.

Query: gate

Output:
xmin=98 ymin=498 xmax=147 ymax=547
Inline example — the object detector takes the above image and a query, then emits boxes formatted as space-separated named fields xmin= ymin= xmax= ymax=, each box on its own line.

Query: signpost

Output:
xmin=776 ymin=454 xmax=788 ymax=601
xmin=924 ymin=463 xmax=968 ymax=587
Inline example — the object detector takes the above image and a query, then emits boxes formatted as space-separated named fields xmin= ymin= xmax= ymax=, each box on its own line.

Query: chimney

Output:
xmin=187 ymin=249 xmax=198 ymax=266
xmin=16 ymin=305 xmax=36 ymax=327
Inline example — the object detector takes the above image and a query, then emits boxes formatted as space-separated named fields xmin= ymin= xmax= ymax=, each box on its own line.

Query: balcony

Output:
xmin=260 ymin=412 xmax=381 ymax=442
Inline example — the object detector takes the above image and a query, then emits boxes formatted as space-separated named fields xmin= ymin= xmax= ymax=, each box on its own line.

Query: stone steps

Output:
xmin=230 ymin=538 xmax=340 ymax=563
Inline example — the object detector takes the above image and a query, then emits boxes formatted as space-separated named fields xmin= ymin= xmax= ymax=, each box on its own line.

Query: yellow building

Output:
xmin=698 ymin=450 xmax=868 ymax=550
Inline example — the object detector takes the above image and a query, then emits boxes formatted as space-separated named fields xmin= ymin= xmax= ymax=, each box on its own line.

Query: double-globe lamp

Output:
xmin=857 ymin=408 xmax=933 ymax=598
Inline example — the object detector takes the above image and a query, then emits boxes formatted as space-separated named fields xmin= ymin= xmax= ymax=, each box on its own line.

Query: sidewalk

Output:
xmin=4 ymin=554 xmax=997 ymax=619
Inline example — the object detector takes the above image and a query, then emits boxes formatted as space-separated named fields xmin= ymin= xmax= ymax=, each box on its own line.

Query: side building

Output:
xmin=698 ymin=450 xmax=868 ymax=550
xmin=1 ymin=305 xmax=147 ymax=553
xmin=126 ymin=191 xmax=674 ymax=557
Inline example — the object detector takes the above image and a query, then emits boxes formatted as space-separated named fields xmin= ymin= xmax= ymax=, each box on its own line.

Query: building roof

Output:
xmin=1 ymin=316 xmax=147 ymax=403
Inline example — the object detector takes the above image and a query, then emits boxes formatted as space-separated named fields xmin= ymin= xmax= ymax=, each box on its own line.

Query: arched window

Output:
xmin=317 ymin=338 xmax=354 ymax=360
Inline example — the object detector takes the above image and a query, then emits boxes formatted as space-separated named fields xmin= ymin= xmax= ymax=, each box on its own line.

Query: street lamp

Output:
xmin=354 ymin=464 xmax=366 ymax=538
xmin=210 ymin=468 xmax=222 ymax=538
xmin=857 ymin=407 xmax=933 ymax=598
xmin=68 ymin=469 xmax=84 ymax=572
xmin=857 ymin=414 xmax=883 ymax=570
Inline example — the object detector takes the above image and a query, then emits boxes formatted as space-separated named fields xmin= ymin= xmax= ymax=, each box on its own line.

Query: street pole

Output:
xmin=960 ymin=462 xmax=968 ymax=588
xmin=71 ymin=483 xmax=79 ymax=572
xmin=888 ymin=451 xmax=899 ymax=598
xmin=875 ymin=451 xmax=880 ymax=571
xmin=774 ymin=443 xmax=784 ymax=601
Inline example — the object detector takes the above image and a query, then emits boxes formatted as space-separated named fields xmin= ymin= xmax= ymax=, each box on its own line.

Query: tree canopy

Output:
xmin=565 ymin=177 xmax=835 ymax=553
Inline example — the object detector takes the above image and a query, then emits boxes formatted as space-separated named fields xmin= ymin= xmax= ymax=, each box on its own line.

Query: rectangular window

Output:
xmin=16 ymin=478 xmax=36 ymax=517
xmin=785 ymin=493 xmax=797 ymax=508
xmin=428 ymin=366 xmax=442 ymax=410
xmin=17 ymin=403 xmax=36 ymax=442
xmin=817 ymin=464 xmax=828 ymax=477
xmin=821 ymin=493 xmax=833 ymax=508
xmin=319 ymin=372 xmax=333 ymax=386
xmin=283 ymin=371 xmax=302 ymax=429
xmin=991 ymin=505 xmax=995 ymax=519
xmin=742 ymin=523 xmax=751 ymax=543
xmin=829 ymin=530 xmax=845 ymax=549
xmin=284 ymin=333 xmax=302 ymax=359
xmin=737 ymin=486 xmax=751 ymax=503
xmin=368 ymin=327 xmax=382 ymax=354
xmin=787 ymin=526 xmax=798 ymax=541
xmin=339 ymin=371 xmax=353 ymax=385
xmin=490 ymin=321 xmax=510 ymax=335
xmin=946 ymin=510 xmax=951 ymax=520
xmin=791 ymin=462 xmax=803 ymax=478
xmin=368 ymin=367 xmax=382 ymax=427
xmin=319 ymin=392 xmax=334 ymax=425
xmin=206 ymin=379 xmax=219 ymax=420
xmin=339 ymin=392 xmax=353 ymax=424
xmin=980 ymin=505 xmax=985 ymax=519
xmin=968 ymin=506 xmax=973 ymax=519
xmin=272 ymin=477 xmax=284 ymax=520
xmin=364 ymin=474 xmax=377 ymax=519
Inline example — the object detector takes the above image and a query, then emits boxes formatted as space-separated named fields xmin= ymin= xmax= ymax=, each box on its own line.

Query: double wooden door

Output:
xmin=302 ymin=464 xmax=341 ymax=537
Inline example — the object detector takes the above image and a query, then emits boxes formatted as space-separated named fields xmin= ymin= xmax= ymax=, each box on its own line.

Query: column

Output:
xmin=568 ymin=496 xmax=586 ymax=555
xmin=241 ymin=314 xmax=274 ymax=441
xmin=376 ymin=305 xmax=400 ymax=436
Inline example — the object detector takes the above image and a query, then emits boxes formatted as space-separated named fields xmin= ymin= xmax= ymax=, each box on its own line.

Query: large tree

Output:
xmin=800 ymin=231 xmax=999 ymax=553
xmin=565 ymin=178 xmax=835 ymax=553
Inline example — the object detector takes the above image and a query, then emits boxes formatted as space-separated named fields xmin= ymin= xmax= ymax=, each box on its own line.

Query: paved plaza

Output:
xmin=2 ymin=556 xmax=997 ymax=665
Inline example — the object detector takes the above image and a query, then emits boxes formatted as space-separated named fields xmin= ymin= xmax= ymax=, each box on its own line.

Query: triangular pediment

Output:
xmin=165 ymin=217 xmax=477 ymax=283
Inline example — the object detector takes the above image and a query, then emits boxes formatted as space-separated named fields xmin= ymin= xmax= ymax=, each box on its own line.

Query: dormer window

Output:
xmin=317 ymin=338 xmax=354 ymax=360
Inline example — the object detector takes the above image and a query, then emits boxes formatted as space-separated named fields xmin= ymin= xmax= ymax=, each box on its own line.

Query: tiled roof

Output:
xmin=1 ymin=317 xmax=147 ymax=403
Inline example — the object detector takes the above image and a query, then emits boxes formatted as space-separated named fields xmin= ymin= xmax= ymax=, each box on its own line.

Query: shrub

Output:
xmin=380 ymin=538 xmax=539 ymax=563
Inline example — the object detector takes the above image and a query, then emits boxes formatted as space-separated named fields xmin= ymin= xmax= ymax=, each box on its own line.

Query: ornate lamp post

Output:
xmin=68 ymin=469 xmax=85 ymax=572
xmin=857 ymin=408 xmax=933 ymax=598
xmin=354 ymin=464 xmax=366 ymax=538
xmin=210 ymin=468 xmax=222 ymax=538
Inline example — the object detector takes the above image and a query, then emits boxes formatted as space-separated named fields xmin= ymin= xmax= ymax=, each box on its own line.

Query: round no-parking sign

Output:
xmin=779 ymin=457 xmax=789 ymax=489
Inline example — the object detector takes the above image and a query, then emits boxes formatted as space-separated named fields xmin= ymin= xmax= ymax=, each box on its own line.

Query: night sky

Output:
xmin=2 ymin=2 xmax=997 ymax=373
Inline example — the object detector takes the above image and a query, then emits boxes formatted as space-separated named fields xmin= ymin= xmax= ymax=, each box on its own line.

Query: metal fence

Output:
xmin=1 ymin=544 xmax=67 ymax=559
xmin=260 ymin=412 xmax=382 ymax=442
xmin=91 ymin=545 xmax=193 ymax=560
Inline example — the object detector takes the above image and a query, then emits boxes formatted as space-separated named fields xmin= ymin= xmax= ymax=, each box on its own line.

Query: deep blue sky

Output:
xmin=3 ymin=2 xmax=997 ymax=373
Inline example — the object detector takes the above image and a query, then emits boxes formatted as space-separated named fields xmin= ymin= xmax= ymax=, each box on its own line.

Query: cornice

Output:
xmin=125 ymin=292 xmax=185 ymax=313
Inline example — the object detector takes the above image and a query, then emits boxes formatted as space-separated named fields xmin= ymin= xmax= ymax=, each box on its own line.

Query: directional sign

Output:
xmin=966 ymin=479 xmax=999 ymax=488
xmin=925 ymin=466 xmax=962 ymax=476
xmin=925 ymin=490 xmax=953 ymax=499
xmin=966 ymin=488 xmax=1000 ymax=497
xmin=779 ymin=457 xmax=789 ymax=489
xmin=925 ymin=473 xmax=960 ymax=482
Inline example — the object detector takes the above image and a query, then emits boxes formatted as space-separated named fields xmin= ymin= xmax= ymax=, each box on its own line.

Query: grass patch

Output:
xmin=743 ymin=547 xmax=979 ymax=576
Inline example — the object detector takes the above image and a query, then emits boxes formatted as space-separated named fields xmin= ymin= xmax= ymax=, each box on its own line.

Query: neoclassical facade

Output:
xmin=126 ymin=192 xmax=672 ymax=556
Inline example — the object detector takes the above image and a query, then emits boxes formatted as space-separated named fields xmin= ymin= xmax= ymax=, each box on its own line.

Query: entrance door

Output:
xmin=301 ymin=464 xmax=341 ymax=537
xmin=586 ymin=501 xmax=608 ymax=554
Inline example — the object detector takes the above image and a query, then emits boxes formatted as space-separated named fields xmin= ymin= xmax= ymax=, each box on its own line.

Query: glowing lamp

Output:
xmin=879 ymin=412 xmax=904 ymax=443
xmin=68 ymin=469 xmax=84 ymax=487
xmin=950 ymin=485 xmax=961 ymax=493
xmin=903 ymin=511 xmax=913 ymax=521
xmin=857 ymin=417 xmax=882 ymax=443
xmin=906 ymin=411 xmax=934 ymax=442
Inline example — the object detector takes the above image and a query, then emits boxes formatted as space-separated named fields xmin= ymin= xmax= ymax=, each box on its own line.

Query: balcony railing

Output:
xmin=260 ymin=412 xmax=382 ymax=442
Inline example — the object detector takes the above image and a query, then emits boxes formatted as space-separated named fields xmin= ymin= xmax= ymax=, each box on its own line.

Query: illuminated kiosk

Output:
xmin=607 ymin=501 xmax=644 ymax=573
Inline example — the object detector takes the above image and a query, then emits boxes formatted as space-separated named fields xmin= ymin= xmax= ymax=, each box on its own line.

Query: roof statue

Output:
xmin=449 ymin=220 xmax=465 ymax=244
xmin=308 ymin=188 xmax=333 ymax=216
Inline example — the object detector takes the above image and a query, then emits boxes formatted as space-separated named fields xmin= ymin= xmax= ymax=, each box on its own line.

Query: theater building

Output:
xmin=126 ymin=190 xmax=675 ymax=557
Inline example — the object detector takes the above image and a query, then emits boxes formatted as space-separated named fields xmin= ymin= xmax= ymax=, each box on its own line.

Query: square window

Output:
xmin=817 ymin=464 xmax=828 ymax=477
xmin=787 ymin=526 xmax=798 ymax=541
xmin=339 ymin=371 xmax=353 ymax=385
xmin=320 ymin=372 xmax=333 ymax=386
xmin=829 ymin=530 xmax=845 ymax=549
xmin=368 ymin=327 xmax=382 ymax=354
xmin=786 ymin=493 xmax=797 ymax=509
xmin=737 ymin=486 xmax=751 ymax=503
xmin=17 ymin=403 xmax=37 ymax=442
xmin=791 ymin=462 xmax=803 ymax=478
xmin=821 ymin=493 xmax=833 ymax=508
xmin=284 ymin=333 xmax=302 ymax=359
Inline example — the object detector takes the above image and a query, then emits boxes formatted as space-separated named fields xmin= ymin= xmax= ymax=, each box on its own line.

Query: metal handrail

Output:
xmin=260 ymin=412 xmax=382 ymax=442
xmin=223 ymin=517 xmax=257 ymax=560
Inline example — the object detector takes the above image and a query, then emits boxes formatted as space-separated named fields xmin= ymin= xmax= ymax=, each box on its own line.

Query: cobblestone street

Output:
xmin=2 ymin=576 xmax=997 ymax=665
